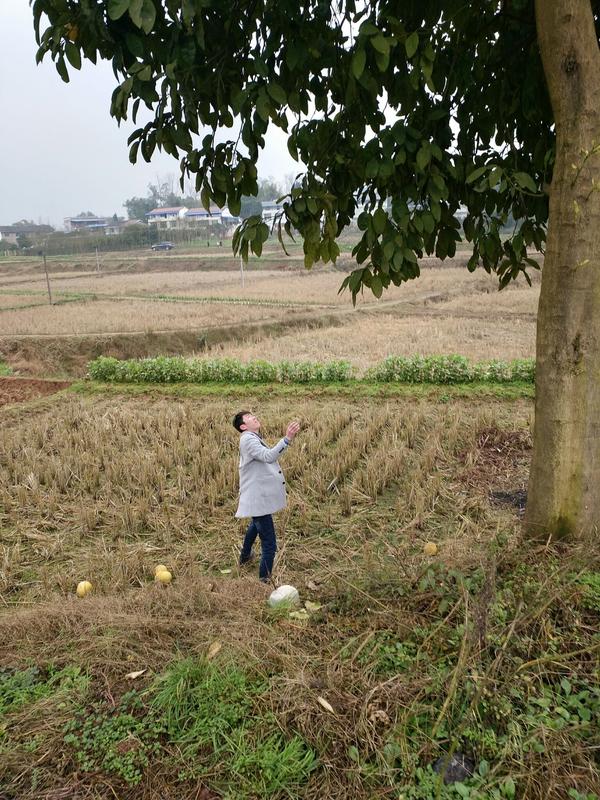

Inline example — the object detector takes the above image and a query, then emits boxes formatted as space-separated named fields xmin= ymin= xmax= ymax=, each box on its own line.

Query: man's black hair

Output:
xmin=233 ymin=410 xmax=251 ymax=433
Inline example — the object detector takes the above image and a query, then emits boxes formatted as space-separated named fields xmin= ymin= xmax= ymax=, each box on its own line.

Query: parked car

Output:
xmin=151 ymin=241 xmax=175 ymax=251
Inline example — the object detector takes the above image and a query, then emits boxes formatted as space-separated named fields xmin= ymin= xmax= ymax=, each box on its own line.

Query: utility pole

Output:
xmin=95 ymin=247 xmax=100 ymax=273
xmin=240 ymin=255 xmax=245 ymax=289
xmin=41 ymin=252 xmax=52 ymax=305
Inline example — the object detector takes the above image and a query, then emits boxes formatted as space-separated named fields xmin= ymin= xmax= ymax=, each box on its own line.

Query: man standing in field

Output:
xmin=233 ymin=411 xmax=300 ymax=582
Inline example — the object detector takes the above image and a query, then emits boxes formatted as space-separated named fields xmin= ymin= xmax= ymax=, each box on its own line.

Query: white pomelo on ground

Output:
xmin=155 ymin=570 xmax=172 ymax=584
xmin=76 ymin=580 xmax=93 ymax=597
xmin=154 ymin=564 xmax=168 ymax=575
xmin=268 ymin=585 xmax=300 ymax=608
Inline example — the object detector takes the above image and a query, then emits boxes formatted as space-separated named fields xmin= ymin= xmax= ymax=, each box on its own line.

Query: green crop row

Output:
xmin=87 ymin=355 xmax=535 ymax=385
xmin=365 ymin=355 xmax=535 ymax=384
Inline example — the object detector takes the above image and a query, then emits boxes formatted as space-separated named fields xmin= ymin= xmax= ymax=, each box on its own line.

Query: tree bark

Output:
xmin=525 ymin=0 xmax=600 ymax=537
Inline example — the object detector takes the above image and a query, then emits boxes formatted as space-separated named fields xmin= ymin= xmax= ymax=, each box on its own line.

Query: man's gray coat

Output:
xmin=235 ymin=431 xmax=290 ymax=518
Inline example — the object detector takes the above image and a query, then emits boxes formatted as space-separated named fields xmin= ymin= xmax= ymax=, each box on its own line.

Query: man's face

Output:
xmin=241 ymin=412 xmax=261 ymax=433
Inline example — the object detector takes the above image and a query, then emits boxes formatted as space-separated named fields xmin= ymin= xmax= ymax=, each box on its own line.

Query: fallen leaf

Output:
xmin=306 ymin=580 xmax=318 ymax=591
xmin=289 ymin=609 xmax=310 ymax=621
xmin=317 ymin=696 xmax=335 ymax=714
xmin=207 ymin=640 xmax=222 ymax=660
xmin=219 ymin=568 xmax=232 ymax=574
xmin=124 ymin=669 xmax=147 ymax=680
xmin=304 ymin=600 xmax=322 ymax=613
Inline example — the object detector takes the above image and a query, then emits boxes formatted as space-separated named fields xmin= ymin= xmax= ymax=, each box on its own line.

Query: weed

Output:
xmin=0 ymin=664 xmax=88 ymax=715
xmin=572 ymin=570 xmax=600 ymax=612
xmin=63 ymin=690 xmax=164 ymax=786
xmin=151 ymin=658 xmax=316 ymax=796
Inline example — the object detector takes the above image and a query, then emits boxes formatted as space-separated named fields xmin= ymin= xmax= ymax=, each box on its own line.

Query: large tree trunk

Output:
xmin=525 ymin=0 xmax=600 ymax=538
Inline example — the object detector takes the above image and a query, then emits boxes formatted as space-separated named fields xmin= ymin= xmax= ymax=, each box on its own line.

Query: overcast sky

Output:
xmin=0 ymin=1 xmax=296 ymax=229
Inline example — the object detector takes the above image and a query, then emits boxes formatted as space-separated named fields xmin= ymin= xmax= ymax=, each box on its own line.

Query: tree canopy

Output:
xmin=32 ymin=0 xmax=552 ymax=298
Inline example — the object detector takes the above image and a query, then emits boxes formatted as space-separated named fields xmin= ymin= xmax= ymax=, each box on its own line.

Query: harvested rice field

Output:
xmin=1 ymin=389 xmax=598 ymax=800
xmin=1 ymin=243 xmax=596 ymax=800
xmin=0 ymin=246 xmax=540 ymax=376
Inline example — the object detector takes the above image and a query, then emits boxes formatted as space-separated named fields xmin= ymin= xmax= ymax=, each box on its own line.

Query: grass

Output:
xmin=0 ymin=360 xmax=12 ymax=376
xmin=69 ymin=378 xmax=535 ymax=400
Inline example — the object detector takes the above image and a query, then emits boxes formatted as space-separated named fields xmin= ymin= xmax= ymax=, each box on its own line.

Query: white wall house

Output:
xmin=146 ymin=207 xmax=188 ymax=229
xmin=0 ymin=227 xmax=18 ymax=245
xmin=184 ymin=207 xmax=223 ymax=225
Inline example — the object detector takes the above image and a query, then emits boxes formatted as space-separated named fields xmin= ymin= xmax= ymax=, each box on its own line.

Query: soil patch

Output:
xmin=459 ymin=426 xmax=531 ymax=509
xmin=0 ymin=377 xmax=71 ymax=407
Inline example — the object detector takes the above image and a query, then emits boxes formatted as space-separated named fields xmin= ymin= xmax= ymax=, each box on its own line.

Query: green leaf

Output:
xmin=139 ymin=0 xmax=156 ymax=34
xmin=287 ymin=137 xmax=298 ymax=161
xmin=65 ymin=42 xmax=81 ymax=70
xmin=128 ymin=141 xmax=140 ymax=164
xmin=373 ymin=208 xmax=387 ymax=235
xmin=108 ymin=0 xmax=131 ymax=21
xmin=56 ymin=55 xmax=69 ymax=83
xmin=501 ymin=777 xmax=516 ymax=799
xmin=267 ymin=82 xmax=287 ymax=105
xmin=405 ymin=32 xmax=419 ymax=58
xmin=128 ymin=0 xmax=144 ymax=27
xmin=201 ymin=185 xmax=211 ymax=213
xmin=371 ymin=35 xmax=389 ymax=54
xmin=351 ymin=49 xmax=366 ymax=80
xmin=357 ymin=212 xmax=370 ymax=231
xmin=513 ymin=171 xmax=538 ymax=193
xmin=256 ymin=92 xmax=271 ymax=122
xmin=466 ymin=166 xmax=490 ymax=184
xmin=488 ymin=166 xmax=503 ymax=188
xmin=416 ymin=144 xmax=431 ymax=171
xmin=347 ymin=745 xmax=360 ymax=762
xmin=371 ymin=275 xmax=383 ymax=298
xmin=130 ymin=0 xmax=156 ymax=33
xmin=375 ymin=49 xmax=390 ymax=72
xmin=560 ymin=677 xmax=572 ymax=695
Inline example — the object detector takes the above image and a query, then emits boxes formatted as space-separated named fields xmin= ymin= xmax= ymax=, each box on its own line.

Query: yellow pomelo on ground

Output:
xmin=154 ymin=564 xmax=168 ymax=575
xmin=423 ymin=542 xmax=438 ymax=556
xmin=76 ymin=580 xmax=93 ymax=597
xmin=155 ymin=570 xmax=172 ymax=585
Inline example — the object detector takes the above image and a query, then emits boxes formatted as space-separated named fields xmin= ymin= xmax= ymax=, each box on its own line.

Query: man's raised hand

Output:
xmin=286 ymin=421 xmax=301 ymax=441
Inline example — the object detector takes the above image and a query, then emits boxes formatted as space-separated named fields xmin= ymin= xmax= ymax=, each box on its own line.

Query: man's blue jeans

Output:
xmin=240 ymin=514 xmax=277 ymax=581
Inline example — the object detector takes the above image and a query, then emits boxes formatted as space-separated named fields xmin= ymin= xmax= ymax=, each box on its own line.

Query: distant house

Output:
xmin=0 ymin=223 xmax=54 ymax=245
xmin=261 ymin=200 xmax=284 ymax=224
xmin=64 ymin=215 xmax=108 ymax=232
xmin=0 ymin=226 xmax=18 ymax=245
xmin=106 ymin=218 xmax=143 ymax=236
xmin=184 ymin=206 xmax=234 ymax=226
xmin=146 ymin=207 xmax=188 ymax=229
